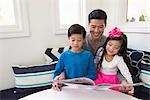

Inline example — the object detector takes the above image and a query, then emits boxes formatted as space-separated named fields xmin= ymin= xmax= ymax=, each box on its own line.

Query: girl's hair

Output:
xmin=68 ymin=24 xmax=86 ymax=39
xmin=97 ymin=33 xmax=133 ymax=73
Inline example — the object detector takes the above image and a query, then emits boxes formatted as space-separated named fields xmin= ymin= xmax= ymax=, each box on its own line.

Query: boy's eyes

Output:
xmin=71 ymin=39 xmax=82 ymax=42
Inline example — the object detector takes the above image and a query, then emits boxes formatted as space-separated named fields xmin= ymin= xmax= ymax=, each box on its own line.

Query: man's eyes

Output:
xmin=91 ymin=26 xmax=104 ymax=29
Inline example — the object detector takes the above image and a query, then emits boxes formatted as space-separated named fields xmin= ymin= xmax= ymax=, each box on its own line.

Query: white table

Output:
xmin=20 ymin=86 xmax=139 ymax=100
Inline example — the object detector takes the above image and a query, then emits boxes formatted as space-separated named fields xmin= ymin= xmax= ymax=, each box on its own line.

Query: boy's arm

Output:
xmin=53 ymin=54 xmax=65 ymax=79
xmin=84 ymin=54 xmax=96 ymax=80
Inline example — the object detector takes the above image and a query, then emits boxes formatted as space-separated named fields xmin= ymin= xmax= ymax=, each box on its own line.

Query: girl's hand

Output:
xmin=121 ymin=80 xmax=133 ymax=92
xmin=127 ymin=91 xmax=134 ymax=96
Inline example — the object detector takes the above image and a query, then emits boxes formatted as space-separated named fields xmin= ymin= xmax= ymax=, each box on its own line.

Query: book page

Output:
xmin=95 ymin=82 xmax=144 ymax=90
xmin=54 ymin=77 xmax=95 ymax=85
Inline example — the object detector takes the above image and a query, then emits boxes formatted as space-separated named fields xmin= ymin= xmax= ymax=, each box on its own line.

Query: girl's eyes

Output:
xmin=108 ymin=43 xmax=113 ymax=46
xmin=114 ymin=47 xmax=120 ymax=49
xmin=108 ymin=43 xmax=121 ymax=49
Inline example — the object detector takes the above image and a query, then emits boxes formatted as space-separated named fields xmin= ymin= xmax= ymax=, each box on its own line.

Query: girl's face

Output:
xmin=68 ymin=34 xmax=84 ymax=53
xmin=106 ymin=40 xmax=122 ymax=56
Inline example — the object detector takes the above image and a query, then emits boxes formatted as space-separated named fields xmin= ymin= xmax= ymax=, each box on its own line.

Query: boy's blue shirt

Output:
xmin=54 ymin=49 xmax=96 ymax=80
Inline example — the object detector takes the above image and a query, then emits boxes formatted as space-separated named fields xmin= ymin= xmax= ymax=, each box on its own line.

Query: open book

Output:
xmin=53 ymin=77 xmax=144 ymax=89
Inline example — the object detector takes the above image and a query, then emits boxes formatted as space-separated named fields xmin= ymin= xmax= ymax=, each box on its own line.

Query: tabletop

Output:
xmin=19 ymin=86 xmax=139 ymax=100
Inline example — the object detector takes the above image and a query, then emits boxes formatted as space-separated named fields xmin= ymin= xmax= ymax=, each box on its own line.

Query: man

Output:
xmin=83 ymin=9 xmax=107 ymax=56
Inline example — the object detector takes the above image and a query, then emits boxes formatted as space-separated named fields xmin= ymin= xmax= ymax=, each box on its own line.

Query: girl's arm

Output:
xmin=117 ymin=56 xmax=134 ymax=93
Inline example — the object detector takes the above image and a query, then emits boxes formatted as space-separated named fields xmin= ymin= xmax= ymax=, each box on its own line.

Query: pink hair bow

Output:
xmin=109 ymin=27 xmax=122 ymax=39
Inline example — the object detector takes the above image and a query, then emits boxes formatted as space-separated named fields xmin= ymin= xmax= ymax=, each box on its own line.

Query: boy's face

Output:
xmin=68 ymin=34 xmax=84 ymax=53
xmin=106 ymin=40 xmax=122 ymax=56
xmin=88 ymin=19 xmax=105 ymax=40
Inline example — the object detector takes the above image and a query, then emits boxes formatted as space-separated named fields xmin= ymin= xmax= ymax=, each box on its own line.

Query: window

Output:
xmin=0 ymin=0 xmax=15 ymax=26
xmin=117 ymin=0 xmax=150 ymax=33
xmin=52 ymin=0 xmax=85 ymax=34
xmin=0 ymin=0 xmax=30 ymax=39
xmin=127 ymin=0 xmax=150 ymax=22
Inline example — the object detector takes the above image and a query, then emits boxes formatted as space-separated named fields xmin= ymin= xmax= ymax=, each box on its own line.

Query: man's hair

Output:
xmin=88 ymin=9 xmax=107 ymax=25
xmin=68 ymin=24 xmax=86 ymax=39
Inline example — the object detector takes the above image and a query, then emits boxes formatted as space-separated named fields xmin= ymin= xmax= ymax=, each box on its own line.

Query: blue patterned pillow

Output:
xmin=12 ymin=64 xmax=55 ymax=93
xmin=127 ymin=48 xmax=150 ymax=77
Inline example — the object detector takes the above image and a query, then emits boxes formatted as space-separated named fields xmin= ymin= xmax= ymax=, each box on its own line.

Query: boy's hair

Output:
xmin=68 ymin=24 xmax=86 ymax=39
xmin=88 ymin=9 xmax=107 ymax=25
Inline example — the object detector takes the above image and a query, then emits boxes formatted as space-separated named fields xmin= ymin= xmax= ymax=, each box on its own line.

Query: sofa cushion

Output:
xmin=44 ymin=46 xmax=69 ymax=64
xmin=12 ymin=64 xmax=55 ymax=93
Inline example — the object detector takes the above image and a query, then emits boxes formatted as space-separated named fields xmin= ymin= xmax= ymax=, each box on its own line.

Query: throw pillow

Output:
xmin=139 ymin=70 xmax=150 ymax=88
xmin=44 ymin=46 xmax=69 ymax=64
xmin=139 ymin=61 xmax=150 ymax=89
xmin=12 ymin=64 xmax=55 ymax=93
xmin=139 ymin=61 xmax=150 ymax=71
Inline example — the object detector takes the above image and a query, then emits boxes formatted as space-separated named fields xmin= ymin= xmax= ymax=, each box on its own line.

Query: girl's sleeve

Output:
xmin=117 ymin=57 xmax=134 ymax=93
xmin=53 ymin=54 xmax=65 ymax=79
xmin=117 ymin=57 xmax=133 ymax=84
xmin=85 ymin=54 xmax=96 ymax=80
xmin=94 ymin=47 xmax=103 ymax=67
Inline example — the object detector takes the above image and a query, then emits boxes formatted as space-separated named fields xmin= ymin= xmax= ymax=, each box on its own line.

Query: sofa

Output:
xmin=0 ymin=47 xmax=149 ymax=100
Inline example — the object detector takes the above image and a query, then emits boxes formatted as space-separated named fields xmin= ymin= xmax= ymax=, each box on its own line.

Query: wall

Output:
xmin=0 ymin=0 xmax=149 ymax=91
xmin=0 ymin=0 xmax=69 ymax=90
xmin=0 ymin=0 xmax=102 ymax=91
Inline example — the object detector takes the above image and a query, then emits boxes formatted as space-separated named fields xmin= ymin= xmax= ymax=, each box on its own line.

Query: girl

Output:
xmin=94 ymin=27 xmax=134 ymax=94
xmin=52 ymin=24 xmax=96 ymax=91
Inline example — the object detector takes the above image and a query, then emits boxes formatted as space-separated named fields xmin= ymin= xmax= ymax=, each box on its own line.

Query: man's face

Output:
xmin=88 ymin=19 xmax=106 ymax=40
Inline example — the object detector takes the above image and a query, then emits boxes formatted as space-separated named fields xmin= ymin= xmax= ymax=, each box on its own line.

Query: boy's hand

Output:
xmin=54 ymin=72 xmax=65 ymax=80
xmin=52 ymin=82 xmax=62 ymax=91
xmin=52 ymin=72 xmax=65 ymax=91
